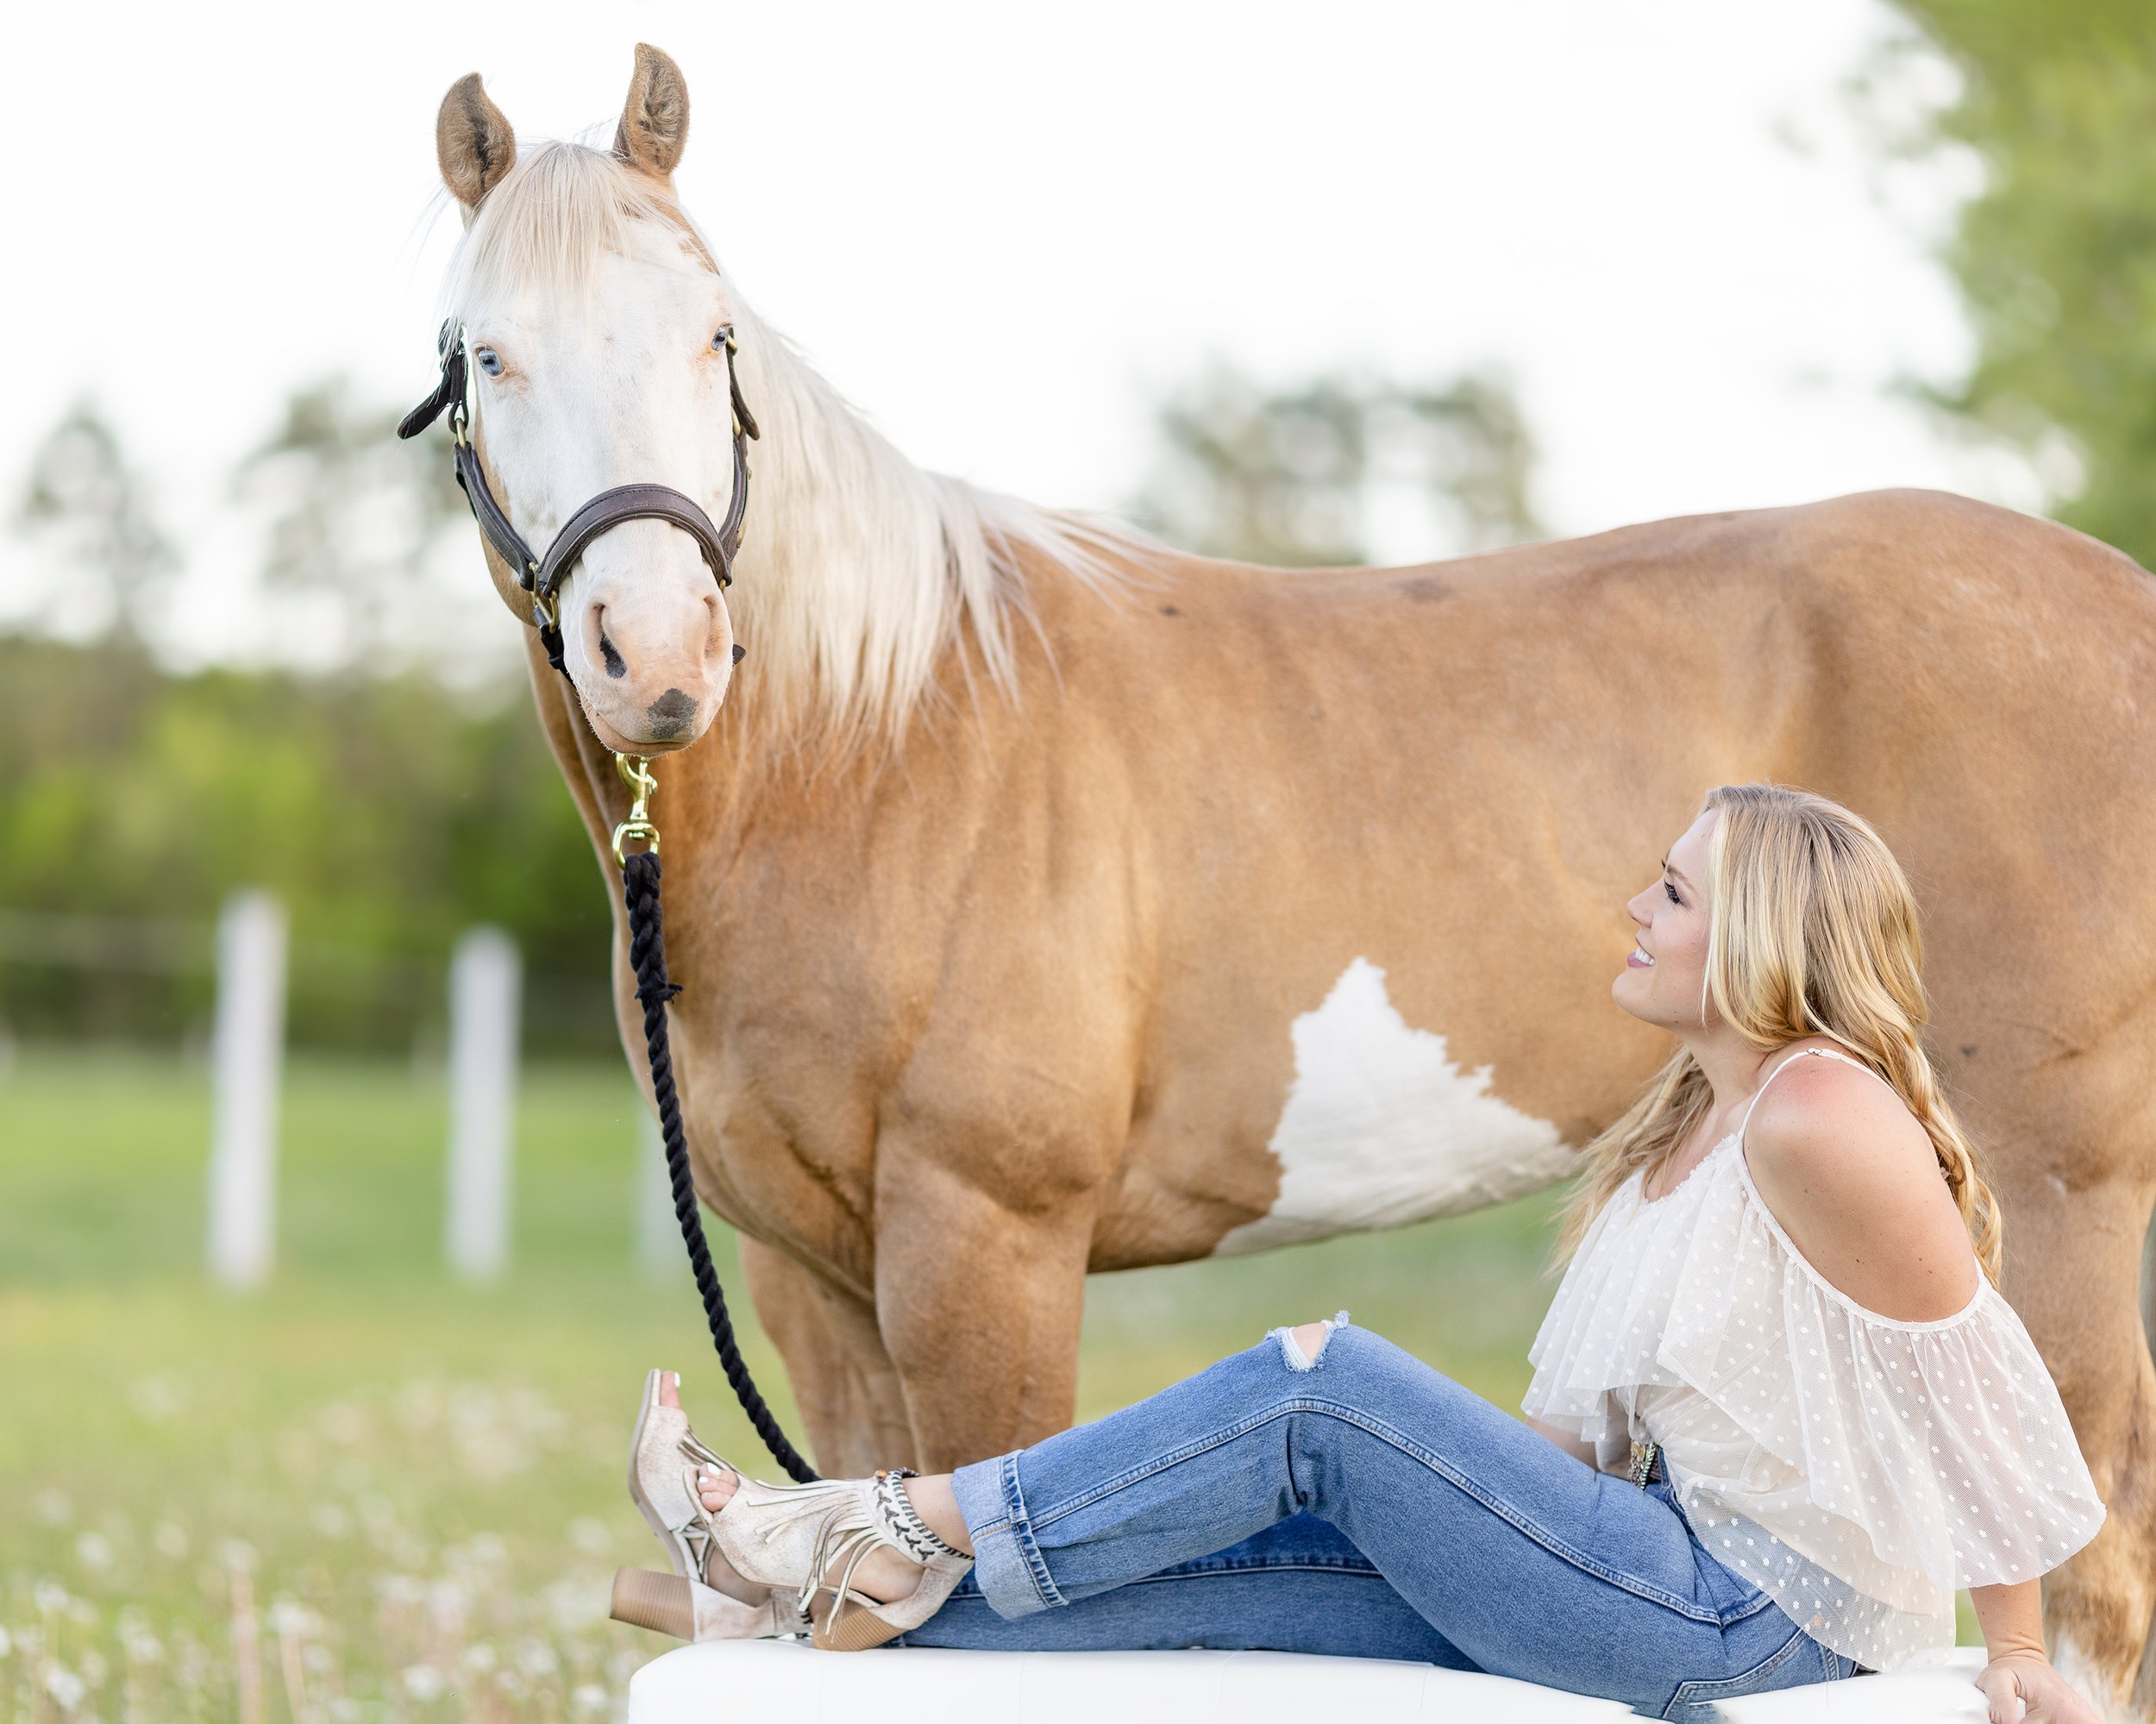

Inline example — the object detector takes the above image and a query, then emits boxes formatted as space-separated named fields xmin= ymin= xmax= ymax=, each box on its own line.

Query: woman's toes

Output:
xmin=656 ymin=1370 xmax=681 ymax=1410
xmin=696 ymin=1465 xmax=738 ymax=1514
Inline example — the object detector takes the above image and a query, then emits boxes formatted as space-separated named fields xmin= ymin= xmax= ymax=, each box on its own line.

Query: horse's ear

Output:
xmin=436 ymin=72 xmax=517 ymax=211
xmin=614 ymin=43 xmax=690 ymax=179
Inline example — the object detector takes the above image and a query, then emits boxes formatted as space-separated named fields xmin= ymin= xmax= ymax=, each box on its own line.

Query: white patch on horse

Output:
xmin=1215 ymin=957 xmax=1575 ymax=1256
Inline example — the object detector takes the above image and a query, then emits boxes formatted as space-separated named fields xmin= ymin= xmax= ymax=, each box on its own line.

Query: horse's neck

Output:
xmin=719 ymin=318 xmax=1012 ymax=751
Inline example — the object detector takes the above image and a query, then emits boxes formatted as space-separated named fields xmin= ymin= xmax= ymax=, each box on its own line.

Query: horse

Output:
xmin=421 ymin=47 xmax=2156 ymax=1717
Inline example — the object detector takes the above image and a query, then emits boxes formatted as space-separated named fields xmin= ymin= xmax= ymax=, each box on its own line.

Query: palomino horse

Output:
xmin=424 ymin=47 xmax=2156 ymax=1718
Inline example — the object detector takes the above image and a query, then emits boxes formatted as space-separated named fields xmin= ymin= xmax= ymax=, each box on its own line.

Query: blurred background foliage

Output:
xmin=1130 ymin=363 xmax=1544 ymax=567
xmin=1875 ymin=0 xmax=2156 ymax=567
xmin=0 ymin=636 xmax=611 ymax=1056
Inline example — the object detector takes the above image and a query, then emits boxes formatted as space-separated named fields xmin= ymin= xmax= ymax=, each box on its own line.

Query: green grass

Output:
xmin=0 ymin=1048 xmax=1566 ymax=1720
xmin=0 ymin=1048 xmax=1971 ymax=1720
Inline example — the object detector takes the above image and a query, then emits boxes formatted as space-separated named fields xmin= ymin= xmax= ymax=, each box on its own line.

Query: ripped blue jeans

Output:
xmin=892 ymin=1318 xmax=1859 ymax=1721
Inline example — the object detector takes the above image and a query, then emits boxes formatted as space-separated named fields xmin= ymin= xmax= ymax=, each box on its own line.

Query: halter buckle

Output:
xmin=612 ymin=753 xmax=661 ymax=865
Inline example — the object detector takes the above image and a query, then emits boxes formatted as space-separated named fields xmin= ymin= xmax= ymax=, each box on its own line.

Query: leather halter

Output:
xmin=398 ymin=319 xmax=759 ymax=678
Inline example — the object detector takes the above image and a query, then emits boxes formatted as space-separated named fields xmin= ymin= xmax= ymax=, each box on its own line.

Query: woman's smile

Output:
xmin=1627 ymin=941 xmax=1655 ymax=969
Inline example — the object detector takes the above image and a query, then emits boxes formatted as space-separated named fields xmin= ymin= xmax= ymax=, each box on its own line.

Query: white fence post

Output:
xmin=445 ymin=926 xmax=521 ymax=1281
xmin=637 ymin=1112 xmax=685 ymax=1278
xmin=206 ymin=890 xmax=287 ymax=1288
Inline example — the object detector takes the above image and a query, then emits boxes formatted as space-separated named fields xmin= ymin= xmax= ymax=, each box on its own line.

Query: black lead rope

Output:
xmin=622 ymin=849 xmax=820 ymax=1483
xmin=401 ymin=322 xmax=818 ymax=1483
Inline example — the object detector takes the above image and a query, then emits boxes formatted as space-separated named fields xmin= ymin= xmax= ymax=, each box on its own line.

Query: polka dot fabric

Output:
xmin=1520 ymin=1053 xmax=2106 ymax=1672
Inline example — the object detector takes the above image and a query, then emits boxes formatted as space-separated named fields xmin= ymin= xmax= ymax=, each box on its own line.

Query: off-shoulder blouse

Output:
xmin=1520 ymin=1047 xmax=2106 ymax=1671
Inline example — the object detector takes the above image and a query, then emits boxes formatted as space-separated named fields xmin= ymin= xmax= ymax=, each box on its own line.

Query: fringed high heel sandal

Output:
xmin=700 ymin=1464 xmax=975 ymax=1652
xmin=615 ymin=1368 xmax=812 ymax=1642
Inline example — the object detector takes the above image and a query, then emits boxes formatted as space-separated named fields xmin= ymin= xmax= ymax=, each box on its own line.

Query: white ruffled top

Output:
xmin=1520 ymin=1047 xmax=2106 ymax=1672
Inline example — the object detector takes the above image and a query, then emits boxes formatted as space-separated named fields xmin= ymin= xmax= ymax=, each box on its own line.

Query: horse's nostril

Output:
xmin=645 ymin=687 xmax=698 ymax=738
xmin=599 ymin=628 xmax=628 ymax=680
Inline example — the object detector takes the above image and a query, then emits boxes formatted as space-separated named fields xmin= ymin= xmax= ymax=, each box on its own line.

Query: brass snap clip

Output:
xmin=612 ymin=753 xmax=661 ymax=866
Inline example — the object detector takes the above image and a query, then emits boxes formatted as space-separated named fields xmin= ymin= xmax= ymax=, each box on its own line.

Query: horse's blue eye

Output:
xmin=475 ymin=348 xmax=503 ymax=375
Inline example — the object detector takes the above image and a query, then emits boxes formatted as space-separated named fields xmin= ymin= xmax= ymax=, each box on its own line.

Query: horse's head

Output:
xmin=431 ymin=47 xmax=739 ymax=755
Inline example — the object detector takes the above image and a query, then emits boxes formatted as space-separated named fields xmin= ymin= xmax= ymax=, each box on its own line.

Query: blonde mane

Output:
xmin=442 ymin=141 xmax=1149 ymax=754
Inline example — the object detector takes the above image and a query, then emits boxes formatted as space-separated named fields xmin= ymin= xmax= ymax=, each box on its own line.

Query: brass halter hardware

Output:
xmin=611 ymin=754 xmax=661 ymax=865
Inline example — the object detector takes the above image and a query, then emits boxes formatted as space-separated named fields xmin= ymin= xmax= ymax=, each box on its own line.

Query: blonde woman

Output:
xmin=621 ymin=784 xmax=2107 ymax=1723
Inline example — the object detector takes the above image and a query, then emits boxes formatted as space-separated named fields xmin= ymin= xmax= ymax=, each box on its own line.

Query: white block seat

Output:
xmin=625 ymin=1639 xmax=1990 ymax=1723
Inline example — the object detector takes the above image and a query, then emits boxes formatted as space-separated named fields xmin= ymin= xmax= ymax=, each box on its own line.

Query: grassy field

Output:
xmin=0 ymin=1048 xmax=1969 ymax=1721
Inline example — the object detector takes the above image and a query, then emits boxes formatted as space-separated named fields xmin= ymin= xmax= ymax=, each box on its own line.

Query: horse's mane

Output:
xmin=443 ymin=141 xmax=1149 ymax=756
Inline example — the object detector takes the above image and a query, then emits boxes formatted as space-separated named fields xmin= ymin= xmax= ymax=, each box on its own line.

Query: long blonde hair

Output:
xmin=1556 ymin=782 xmax=2003 ymax=1284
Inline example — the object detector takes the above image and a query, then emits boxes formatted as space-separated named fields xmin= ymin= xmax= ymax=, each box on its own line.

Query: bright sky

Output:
xmin=1 ymin=0 xmax=2008 ymax=667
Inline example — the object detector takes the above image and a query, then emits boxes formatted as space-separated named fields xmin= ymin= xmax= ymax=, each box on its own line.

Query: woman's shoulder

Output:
xmin=1738 ymin=1044 xmax=1981 ymax=1324
xmin=1746 ymin=1041 xmax=1930 ymax=1169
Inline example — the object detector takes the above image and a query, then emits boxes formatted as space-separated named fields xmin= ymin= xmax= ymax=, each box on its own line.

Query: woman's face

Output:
xmin=1614 ymin=808 xmax=1716 ymax=1031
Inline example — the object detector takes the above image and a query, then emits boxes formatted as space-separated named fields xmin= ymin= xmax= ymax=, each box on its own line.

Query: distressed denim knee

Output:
xmin=949 ymin=1314 xmax=1395 ymax=1620
xmin=904 ymin=1320 xmax=1850 ymax=1712
xmin=1267 ymin=1310 xmax=1352 ymax=1371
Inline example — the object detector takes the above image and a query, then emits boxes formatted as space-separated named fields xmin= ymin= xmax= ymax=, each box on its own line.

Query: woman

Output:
xmin=615 ymin=784 xmax=2108 ymax=1722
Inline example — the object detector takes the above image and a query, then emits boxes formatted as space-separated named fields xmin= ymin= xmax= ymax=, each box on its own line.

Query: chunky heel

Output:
xmin=611 ymin=1566 xmax=695 ymax=1639
xmin=804 ymin=1553 xmax=968 ymax=1652
xmin=609 ymin=1566 xmax=811 ymax=1642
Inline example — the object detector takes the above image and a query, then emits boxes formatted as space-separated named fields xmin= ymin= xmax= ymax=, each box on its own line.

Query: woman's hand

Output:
xmin=1975 ymin=1653 xmax=2103 ymax=1724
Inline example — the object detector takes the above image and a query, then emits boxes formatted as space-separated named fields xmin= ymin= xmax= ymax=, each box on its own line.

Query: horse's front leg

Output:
xmin=870 ymin=1146 xmax=1099 ymax=1473
xmin=736 ymin=1234 xmax=916 ymax=1477
xmin=2006 ymin=1166 xmax=2156 ymax=1722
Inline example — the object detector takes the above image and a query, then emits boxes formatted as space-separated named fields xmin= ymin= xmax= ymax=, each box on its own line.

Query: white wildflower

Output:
xmin=266 ymin=1598 xmax=315 ymax=1638
xmin=308 ymin=1501 xmax=354 ymax=1539
xmin=515 ymin=1640 xmax=560 ymax=1678
xmin=127 ymin=1372 xmax=189 ymax=1424
xmin=401 ymin=1663 xmax=446 ymax=1702
xmin=43 ymin=1663 xmax=86 ymax=1709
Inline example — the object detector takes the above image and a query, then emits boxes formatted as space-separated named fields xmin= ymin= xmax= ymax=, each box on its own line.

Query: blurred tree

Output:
xmin=1130 ymin=363 xmax=1544 ymax=567
xmin=14 ymin=401 xmax=177 ymax=649
xmin=1872 ymin=2 xmax=2156 ymax=567
xmin=0 ymin=639 xmax=615 ymax=1055
xmin=234 ymin=378 xmax=502 ymax=683
xmin=1 ymin=387 xmax=603 ymax=1055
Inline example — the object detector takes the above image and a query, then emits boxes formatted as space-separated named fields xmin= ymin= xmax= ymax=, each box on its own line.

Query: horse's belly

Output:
xmin=1212 ymin=957 xmax=1575 ymax=1256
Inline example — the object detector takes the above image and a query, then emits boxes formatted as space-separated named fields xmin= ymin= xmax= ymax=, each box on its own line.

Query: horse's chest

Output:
xmin=1213 ymin=957 xmax=1575 ymax=1254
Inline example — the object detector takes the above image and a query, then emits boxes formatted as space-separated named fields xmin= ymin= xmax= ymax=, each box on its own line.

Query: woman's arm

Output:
xmin=1524 ymin=1412 xmax=1599 ymax=1468
xmin=1970 ymin=1580 xmax=2102 ymax=1724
